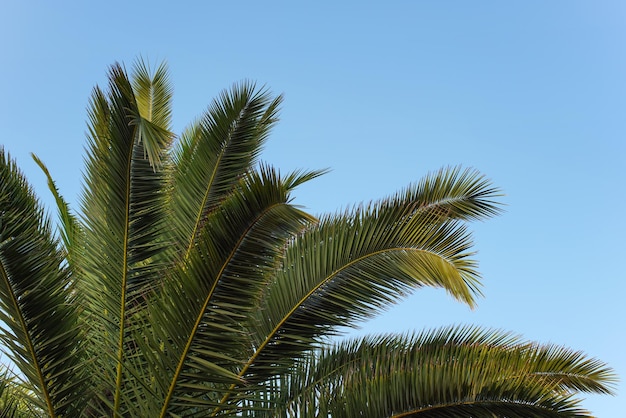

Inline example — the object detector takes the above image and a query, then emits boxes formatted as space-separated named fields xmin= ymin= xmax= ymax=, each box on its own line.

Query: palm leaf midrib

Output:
xmin=112 ymin=141 xmax=134 ymax=413
xmin=183 ymin=140 xmax=229 ymax=263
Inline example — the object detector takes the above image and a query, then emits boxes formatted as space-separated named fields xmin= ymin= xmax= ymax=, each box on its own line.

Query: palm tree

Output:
xmin=0 ymin=60 xmax=615 ymax=417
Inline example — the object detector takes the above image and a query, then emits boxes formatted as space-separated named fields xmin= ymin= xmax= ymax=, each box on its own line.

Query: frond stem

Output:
xmin=112 ymin=146 xmax=133 ymax=416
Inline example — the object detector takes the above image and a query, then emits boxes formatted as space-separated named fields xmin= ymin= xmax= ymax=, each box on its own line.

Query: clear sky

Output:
xmin=2 ymin=1 xmax=624 ymax=415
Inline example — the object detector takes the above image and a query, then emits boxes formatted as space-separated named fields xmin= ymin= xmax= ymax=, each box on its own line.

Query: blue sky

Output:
xmin=2 ymin=1 xmax=625 ymax=415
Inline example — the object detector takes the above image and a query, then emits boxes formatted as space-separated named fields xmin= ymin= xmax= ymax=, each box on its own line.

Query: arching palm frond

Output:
xmin=271 ymin=326 xmax=616 ymax=418
xmin=409 ymin=166 xmax=503 ymax=222
xmin=202 ymin=168 xmax=502 ymax=415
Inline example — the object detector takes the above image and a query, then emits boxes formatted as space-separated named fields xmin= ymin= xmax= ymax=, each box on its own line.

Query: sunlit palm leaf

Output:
xmin=0 ymin=366 xmax=42 ymax=417
xmin=131 ymin=59 xmax=173 ymax=169
xmin=224 ymin=168 xmax=501 ymax=408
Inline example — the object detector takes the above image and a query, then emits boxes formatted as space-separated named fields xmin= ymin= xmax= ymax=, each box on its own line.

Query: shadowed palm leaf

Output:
xmin=267 ymin=326 xmax=615 ymax=418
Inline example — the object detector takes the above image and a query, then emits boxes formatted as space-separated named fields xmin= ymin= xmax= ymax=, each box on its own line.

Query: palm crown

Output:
xmin=0 ymin=61 xmax=615 ymax=417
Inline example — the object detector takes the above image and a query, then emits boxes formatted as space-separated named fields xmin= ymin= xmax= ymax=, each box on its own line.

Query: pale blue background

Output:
xmin=1 ymin=1 xmax=624 ymax=415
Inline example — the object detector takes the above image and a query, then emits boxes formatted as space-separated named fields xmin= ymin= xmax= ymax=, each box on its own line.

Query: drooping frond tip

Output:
xmin=31 ymin=153 xmax=80 ymax=256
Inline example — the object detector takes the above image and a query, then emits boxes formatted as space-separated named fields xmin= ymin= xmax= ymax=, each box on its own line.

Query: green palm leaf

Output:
xmin=168 ymin=82 xmax=282 ymax=261
xmin=0 ymin=365 xmax=41 ymax=417
xmin=0 ymin=60 xmax=615 ymax=417
xmin=78 ymin=61 xmax=174 ymax=415
xmin=0 ymin=151 xmax=84 ymax=417
xmin=408 ymin=166 xmax=502 ymax=221
xmin=242 ymin=168 xmax=498 ymax=378
xmin=31 ymin=154 xmax=81 ymax=266
xmin=205 ymin=168 xmax=502 ymax=415
xmin=272 ymin=326 xmax=616 ymax=418
xmin=154 ymin=166 xmax=323 ymax=416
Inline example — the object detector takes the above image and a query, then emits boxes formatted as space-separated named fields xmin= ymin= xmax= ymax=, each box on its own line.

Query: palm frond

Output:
xmin=232 ymin=168 xmax=500 ymax=396
xmin=77 ymin=61 xmax=174 ymax=414
xmin=273 ymin=326 xmax=616 ymax=418
xmin=31 ymin=154 xmax=82 ymax=269
xmin=0 ymin=150 xmax=84 ymax=417
xmin=168 ymin=82 xmax=283 ymax=261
